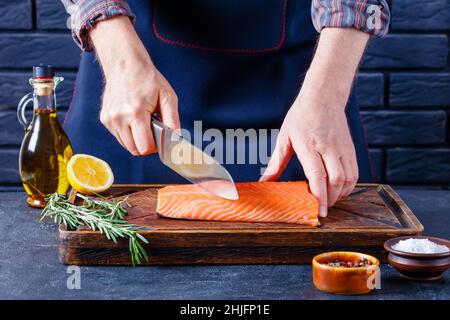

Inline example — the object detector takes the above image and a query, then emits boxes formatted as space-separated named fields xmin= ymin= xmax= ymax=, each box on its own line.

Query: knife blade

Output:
xmin=151 ymin=116 xmax=239 ymax=200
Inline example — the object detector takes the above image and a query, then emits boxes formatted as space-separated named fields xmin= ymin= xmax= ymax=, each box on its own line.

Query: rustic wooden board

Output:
xmin=58 ymin=184 xmax=423 ymax=265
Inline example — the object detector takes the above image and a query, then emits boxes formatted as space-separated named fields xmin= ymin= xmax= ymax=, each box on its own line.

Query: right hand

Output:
xmin=100 ymin=62 xmax=179 ymax=156
xmin=91 ymin=16 xmax=180 ymax=156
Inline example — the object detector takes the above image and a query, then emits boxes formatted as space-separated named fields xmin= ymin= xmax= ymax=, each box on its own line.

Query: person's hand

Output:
xmin=91 ymin=16 xmax=179 ymax=155
xmin=260 ymin=28 xmax=369 ymax=217
xmin=260 ymin=100 xmax=358 ymax=217
xmin=100 ymin=61 xmax=179 ymax=155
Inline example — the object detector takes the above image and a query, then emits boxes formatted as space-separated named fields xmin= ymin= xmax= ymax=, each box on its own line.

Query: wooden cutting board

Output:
xmin=58 ymin=184 xmax=423 ymax=265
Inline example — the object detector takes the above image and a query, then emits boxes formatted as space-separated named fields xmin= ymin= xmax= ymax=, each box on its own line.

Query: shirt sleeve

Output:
xmin=61 ymin=0 xmax=136 ymax=51
xmin=311 ymin=0 xmax=390 ymax=37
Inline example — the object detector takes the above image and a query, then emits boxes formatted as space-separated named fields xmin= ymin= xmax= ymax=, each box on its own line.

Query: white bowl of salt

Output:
xmin=384 ymin=236 xmax=450 ymax=281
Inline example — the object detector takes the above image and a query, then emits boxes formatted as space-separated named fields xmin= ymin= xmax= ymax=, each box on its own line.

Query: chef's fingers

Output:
xmin=321 ymin=152 xmax=345 ymax=208
xmin=117 ymin=126 xmax=139 ymax=156
xmin=112 ymin=127 xmax=135 ymax=154
xmin=113 ymin=131 xmax=127 ymax=150
xmin=159 ymin=89 xmax=180 ymax=133
xmin=340 ymin=155 xmax=359 ymax=198
xmin=294 ymin=147 xmax=328 ymax=217
xmin=259 ymin=132 xmax=293 ymax=181
xmin=100 ymin=113 xmax=128 ymax=151
xmin=130 ymin=115 xmax=157 ymax=155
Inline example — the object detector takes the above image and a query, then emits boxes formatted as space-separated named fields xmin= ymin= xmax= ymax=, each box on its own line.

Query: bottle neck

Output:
xmin=32 ymin=78 xmax=57 ymax=111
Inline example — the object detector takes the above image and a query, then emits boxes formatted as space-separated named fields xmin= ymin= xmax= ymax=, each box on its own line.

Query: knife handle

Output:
xmin=150 ymin=115 xmax=164 ymax=159
xmin=151 ymin=114 xmax=182 ymax=137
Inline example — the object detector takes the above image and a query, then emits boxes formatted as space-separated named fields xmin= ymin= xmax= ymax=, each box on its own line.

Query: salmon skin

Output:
xmin=156 ymin=181 xmax=319 ymax=226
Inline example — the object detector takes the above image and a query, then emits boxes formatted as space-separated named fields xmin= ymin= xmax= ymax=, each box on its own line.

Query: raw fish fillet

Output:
xmin=156 ymin=181 xmax=319 ymax=226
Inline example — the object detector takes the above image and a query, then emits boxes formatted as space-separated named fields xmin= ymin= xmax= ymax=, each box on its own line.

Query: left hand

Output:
xmin=260 ymin=28 xmax=369 ymax=217
xmin=260 ymin=97 xmax=358 ymax=218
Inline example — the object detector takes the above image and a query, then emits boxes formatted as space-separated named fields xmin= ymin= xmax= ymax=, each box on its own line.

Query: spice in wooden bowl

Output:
xmin=312 ymin=252 xmax=380 ymax=295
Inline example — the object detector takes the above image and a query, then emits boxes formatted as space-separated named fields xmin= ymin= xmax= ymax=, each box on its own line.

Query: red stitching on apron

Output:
xmin=152 ymin=0 xmax=288 ymax=54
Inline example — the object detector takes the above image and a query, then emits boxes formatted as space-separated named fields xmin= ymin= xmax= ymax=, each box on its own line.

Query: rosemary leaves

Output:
xmin=40 ymin=193 xmax=148 ymax=265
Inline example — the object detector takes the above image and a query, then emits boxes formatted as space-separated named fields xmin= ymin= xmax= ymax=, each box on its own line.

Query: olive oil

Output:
xmin=17 ymin=65 xmax=73 ymax=207
xmin=19 ymin=108 xmax=73 ymax=207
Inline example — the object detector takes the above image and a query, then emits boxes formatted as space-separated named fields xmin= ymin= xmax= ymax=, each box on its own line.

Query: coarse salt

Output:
xmin=392 ymin=238 xmax=449 ymax=254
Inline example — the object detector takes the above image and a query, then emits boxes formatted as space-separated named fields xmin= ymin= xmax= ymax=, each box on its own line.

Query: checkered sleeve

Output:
xmin=311 ymin=0 xmax=391 ymax=37
xmin=61 ymin=0 xmax=136 ymax=51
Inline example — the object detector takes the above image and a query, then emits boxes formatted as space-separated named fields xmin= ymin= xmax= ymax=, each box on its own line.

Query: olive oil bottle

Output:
xmin=17 ymin=65 xmax=73 ymax=207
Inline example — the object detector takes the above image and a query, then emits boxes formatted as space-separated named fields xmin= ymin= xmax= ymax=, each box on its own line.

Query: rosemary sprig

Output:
xmin=41 ymin=193 xmax=148 ymax=265
xmin=77 ymin=193 xmax=128 ymax=220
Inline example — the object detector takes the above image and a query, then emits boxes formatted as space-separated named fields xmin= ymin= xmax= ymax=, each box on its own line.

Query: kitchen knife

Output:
xmin=151 ymin=116 xmax=239 ymax=200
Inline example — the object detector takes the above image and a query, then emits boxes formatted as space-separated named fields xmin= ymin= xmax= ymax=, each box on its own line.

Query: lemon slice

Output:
xmin=67 ymin=154 xmax=114 ymax=195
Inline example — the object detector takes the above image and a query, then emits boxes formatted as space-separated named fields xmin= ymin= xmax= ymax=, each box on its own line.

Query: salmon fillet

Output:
xmin=156 ymin=181 xmax=319 ymax=226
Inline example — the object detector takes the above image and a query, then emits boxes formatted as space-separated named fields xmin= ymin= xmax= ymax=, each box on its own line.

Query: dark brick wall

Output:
xmin=0 ymin=1 xmax=449 ymax=189
xmin=357 ymin=0 xmax=450 ymax=188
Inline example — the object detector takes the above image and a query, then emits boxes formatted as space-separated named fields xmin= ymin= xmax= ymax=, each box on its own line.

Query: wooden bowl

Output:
xmin=384 ymin=236 xmax=450 ymax=281
xmin=312 ymin=252 xmax=380 ymax=295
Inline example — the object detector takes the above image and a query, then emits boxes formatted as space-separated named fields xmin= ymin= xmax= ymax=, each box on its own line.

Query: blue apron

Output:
xmin=64 ymin=0 xmax=374 ymax=184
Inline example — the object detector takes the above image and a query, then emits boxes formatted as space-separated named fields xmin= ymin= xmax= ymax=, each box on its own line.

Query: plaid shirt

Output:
xmin=62 ymin=0 xmax=390 ymax=51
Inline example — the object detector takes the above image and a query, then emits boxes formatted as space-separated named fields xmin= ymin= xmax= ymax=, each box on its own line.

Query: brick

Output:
xmin=0 ymin=110 xmax=67 ymax=146
xmin=390 ymin=73 xmax=450 ymax=107
xmin=362 ymin=35 xmax=448 ymax=69
xmin=391 ymin=0 xmax=450 ymax=30
xmin=0 ymin=34 xmax=80 ymax=69
xmin=0 ymin=1 xmax=32 ymax=30
xmin=369 ymin=149 xmax=383 ymax=182
xmin=36 ymin=0 xmax=70 ymax=30
xmin=0 ymin=112 xmax=25 ymax=146
xmin=387 ymin=149 xmax=450 ymax=183
xmin=0 ymin=149 xmax=20 ymax=184
xmin=0 ymin=72 xmax=76 ymax=108
xmin=0 ymin=185 xmax=23 ymax=192
xmin=361 ymin=111 xmax=446 ymax=145
xmin=355 ymin=73 xmax=384 ymax=107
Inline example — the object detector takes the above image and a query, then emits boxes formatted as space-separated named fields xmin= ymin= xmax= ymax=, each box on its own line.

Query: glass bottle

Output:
xmin=17 ymin=65 xmax=73 ymax=207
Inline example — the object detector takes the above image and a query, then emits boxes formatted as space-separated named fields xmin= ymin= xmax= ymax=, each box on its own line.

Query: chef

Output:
xmin=62 ymin=0 xmax=390 ymax=217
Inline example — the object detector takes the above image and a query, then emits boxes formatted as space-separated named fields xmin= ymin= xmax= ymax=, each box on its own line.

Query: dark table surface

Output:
xmin=0 ymin=189 xmax=449 ymax=300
